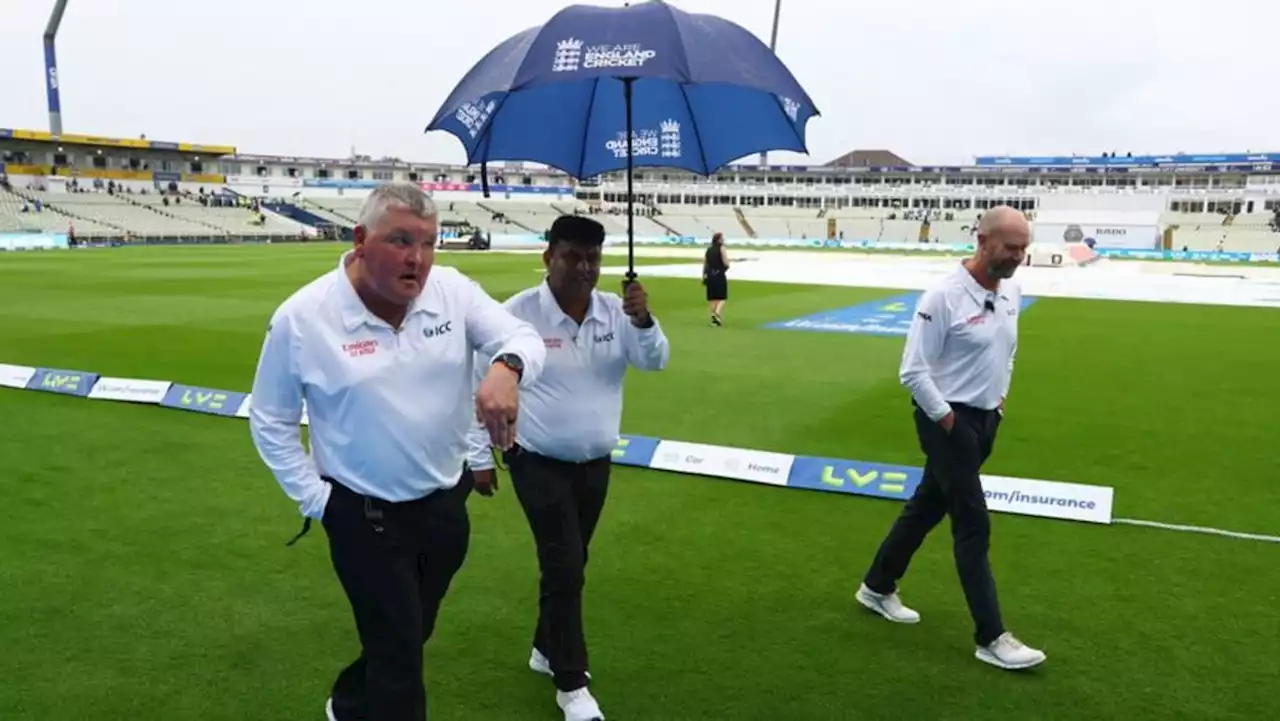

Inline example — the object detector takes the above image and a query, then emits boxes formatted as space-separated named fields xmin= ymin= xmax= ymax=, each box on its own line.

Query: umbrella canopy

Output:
xmin=426 ymin=0 xmax=820 ymax=178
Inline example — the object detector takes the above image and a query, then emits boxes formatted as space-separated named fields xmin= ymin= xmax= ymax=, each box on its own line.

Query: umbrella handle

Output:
xmin=623 ymin=76 xmax=637 ymax=288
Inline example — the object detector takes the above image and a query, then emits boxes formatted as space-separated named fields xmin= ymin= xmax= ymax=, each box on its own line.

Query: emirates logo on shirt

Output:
xmin=343 ymin=339 xmax=379 ymax=357
xmin=544 ymin=337 xmax=562 ymax=349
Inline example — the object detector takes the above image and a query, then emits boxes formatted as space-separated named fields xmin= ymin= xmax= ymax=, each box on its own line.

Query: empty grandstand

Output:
xmin=3 ymin=126 xmax=1280 ymax=257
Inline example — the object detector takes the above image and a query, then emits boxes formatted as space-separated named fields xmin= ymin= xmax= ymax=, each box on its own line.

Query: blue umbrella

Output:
xmin=425 ymin=0 xmax=819 ymax=279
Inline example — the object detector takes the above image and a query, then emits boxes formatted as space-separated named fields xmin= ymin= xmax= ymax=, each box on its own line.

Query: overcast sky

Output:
xmin=2 ymin=0 xmax=1277 ymax=167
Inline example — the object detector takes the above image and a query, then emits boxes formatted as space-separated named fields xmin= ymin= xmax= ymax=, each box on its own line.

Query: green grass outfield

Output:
xmin=1 ymin=243 xmax=1278 ymax=721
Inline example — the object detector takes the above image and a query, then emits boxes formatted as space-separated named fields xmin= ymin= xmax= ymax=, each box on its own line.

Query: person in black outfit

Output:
xmin=702 ymin=232 xmax=730 ymax=325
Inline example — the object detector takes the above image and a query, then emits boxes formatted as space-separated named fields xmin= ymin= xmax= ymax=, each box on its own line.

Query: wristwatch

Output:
xmin=492 ymin=352 xmax=524 ymax=380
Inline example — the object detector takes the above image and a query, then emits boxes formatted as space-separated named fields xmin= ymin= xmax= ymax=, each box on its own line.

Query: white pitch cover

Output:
xmin=0 ymin=364 xmax=37 ymax=389
xmin=649 ymin=440 xmax=794 ymax=486
xmin=235 ymin=394 xmax=310 ymax=426
xmin=87 ymin=377 xmax=173 ymax=404
xmin=980 ymin=474 xmax=1114 ymax=524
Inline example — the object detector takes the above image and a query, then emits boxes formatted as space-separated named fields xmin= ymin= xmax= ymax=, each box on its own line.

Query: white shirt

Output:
xmin=466 ymin=281 xmax=670 ymax=469
xmin=900 ymin=263 xmax=1020 ymax=421
xmin=248 ymin=252 xmax=546 ymax=518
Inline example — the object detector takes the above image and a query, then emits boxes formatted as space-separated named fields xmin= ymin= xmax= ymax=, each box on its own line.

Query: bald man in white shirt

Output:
xmin=854 ymin=206 xmax=1047 ymax=671
xmin=467 ymin=215 xmax=669 ymax=721
xmin=248 ymin=182 xmax=546 ymax=721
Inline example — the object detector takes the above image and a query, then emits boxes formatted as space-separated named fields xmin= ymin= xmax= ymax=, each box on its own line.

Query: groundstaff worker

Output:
xmin=467 ymin=215 xmax=670 ymax=721
xmin=854 ymin=205 xmax=1047 ymax=671
xmin=248 ymin=181 xmax=546 ymax=721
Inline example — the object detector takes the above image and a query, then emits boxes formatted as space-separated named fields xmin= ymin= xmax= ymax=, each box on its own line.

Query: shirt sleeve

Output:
xmin=898 ymin=289 xmax=953 ymax=422
xmin=463 ymin=277 xmax=546 ymax=387
xmin=1000 ymin=338 xmax=1017 ymax=399
xmin=464 ymin=349 xmax=496 ymax=471
xmin=247 ymin=310 xmax=331 ymax=519
xmin=622 ymin=314 xmax=670 ymax=371
xmin=1000 ymin=283 xmax=1022 ymax=400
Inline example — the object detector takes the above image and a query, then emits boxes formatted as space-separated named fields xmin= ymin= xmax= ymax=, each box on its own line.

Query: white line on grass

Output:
xmin=1113 ymin=518 xmax=1280 ymax=544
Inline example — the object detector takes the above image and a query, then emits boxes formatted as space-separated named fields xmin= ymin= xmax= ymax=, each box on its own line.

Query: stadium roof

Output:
xmin=0 ymin=127 xmax=235 ymax=156
xmin=825 ymin=149 xmax=913 ymax=168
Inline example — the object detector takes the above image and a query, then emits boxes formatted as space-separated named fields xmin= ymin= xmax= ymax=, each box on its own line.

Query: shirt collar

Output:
xmin=954 ymin=261 xmax=1001 ymax=309
xmin=537 ymin=280 xmax=608 ymax=328
xmin=335 ymin=250 xmax=440 ymax=331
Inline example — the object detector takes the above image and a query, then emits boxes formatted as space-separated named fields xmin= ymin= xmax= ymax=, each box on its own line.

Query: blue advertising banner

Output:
xmin=302 ymin=178 xmax=573 ymax=194
xmin=612 ymin=434 xmax=661 ymax=467
xmin=43 ymin=40 xmax=61 ymax=115
xmin=786 ymin=455 xmax=922 ymax=501
xmin=975 ymin=152 xmax=1280 ymax=168
xmin=0 ymin=362 xmax=1119 ymax=524
xmin=160 ymin=384 xmax=246 ymax=417
xmin=26 ymin=367 xmax=100 ymax=397
xmin=1096 ymin=248 xmax=1260 ymax=263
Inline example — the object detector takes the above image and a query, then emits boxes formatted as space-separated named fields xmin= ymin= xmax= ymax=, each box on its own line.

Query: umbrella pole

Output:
xmin=623 ymin=76 xmax=636 ymax=283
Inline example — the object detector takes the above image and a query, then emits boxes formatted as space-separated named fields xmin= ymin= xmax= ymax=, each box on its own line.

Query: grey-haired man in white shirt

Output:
xmin=248 ymin=182 xmax=545 ymax=721
xmin=854 ymin=206 xmax=1047 ymax=671
xmin=467 ymin=215 xmax=669 ymax=721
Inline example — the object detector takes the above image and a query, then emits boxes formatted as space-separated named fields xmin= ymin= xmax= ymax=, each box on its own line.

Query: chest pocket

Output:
xmin=587 ymin=325 xmax=627 ymax=366
xmin=948 ymin=302 xmax=1015 ymax=358
xmin=414 ymin=317 xmax=467 ymax=377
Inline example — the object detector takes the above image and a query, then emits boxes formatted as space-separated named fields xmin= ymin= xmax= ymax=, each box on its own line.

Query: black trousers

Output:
xmin=505 ymin=446 xmax=611 ymax=693
xmin=863 ymin=403 xmax=1006 ymax=647
xmin=322 ymin=471 xmax=474 ymax=721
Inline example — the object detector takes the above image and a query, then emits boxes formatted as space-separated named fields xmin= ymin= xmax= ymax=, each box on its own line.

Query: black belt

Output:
xmin=283 ymin=476 xmax=411 ymax=546
xmin=502 ymin=444 xmax=611 ymax=467
xmin=912 ymin=399 xmax=998 ymax=414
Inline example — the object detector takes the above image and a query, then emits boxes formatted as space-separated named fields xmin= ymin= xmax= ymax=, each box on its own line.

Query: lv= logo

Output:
xmin=819 ymin=466 xmax=909 ymax=495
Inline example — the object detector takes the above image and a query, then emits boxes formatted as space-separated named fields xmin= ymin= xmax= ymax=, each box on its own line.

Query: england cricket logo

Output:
xmin=552 ymin=37 xmax=583 ymax=72
xmin=779 ymin=96 xmax=800 ymax=122
xmin=659 ymin=119 xmax=682 ymax=159
xmin=454 ymin=100 xmax=496 ymax=139
xmin=605 ymin=128 xmax=659 ymax=159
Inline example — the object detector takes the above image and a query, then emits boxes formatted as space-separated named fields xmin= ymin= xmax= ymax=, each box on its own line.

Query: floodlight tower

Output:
xmin=757 ymin=0 xmax=782 ymax=167
xmin=45 ymin=0 xmax=70 ymax=135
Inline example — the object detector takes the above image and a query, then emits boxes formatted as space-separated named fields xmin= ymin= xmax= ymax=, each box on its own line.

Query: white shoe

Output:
xmin=530 ymin=648 xmax=553 ymax=676
xmin=976 ymin=632 xmax=1046 ymax=670
xmin=324 ymin=697 xmax=337 ymax=721
xmin=856 ymin=582 xmax=921 ymax=624
xmin=556 ymin=687 xmax=605 ymax=721
xmin=530 ymin=648 xmax=591 ymax=679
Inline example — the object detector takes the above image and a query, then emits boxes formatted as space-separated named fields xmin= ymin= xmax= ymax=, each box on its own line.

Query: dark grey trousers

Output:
xmin=863 ymin=403 xmax=1006 ymax=646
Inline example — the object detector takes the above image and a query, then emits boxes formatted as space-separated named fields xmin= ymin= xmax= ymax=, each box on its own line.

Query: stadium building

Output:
xmin=2 ymin=125 xmax=1278 ymax=261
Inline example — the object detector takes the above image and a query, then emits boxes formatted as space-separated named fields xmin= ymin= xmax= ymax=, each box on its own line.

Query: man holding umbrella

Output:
xmin=425 ymin=0 xmax=821 ymax=286
xmin=467 ymin=214 xmax=670 ymax=721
